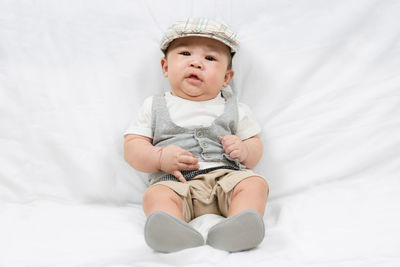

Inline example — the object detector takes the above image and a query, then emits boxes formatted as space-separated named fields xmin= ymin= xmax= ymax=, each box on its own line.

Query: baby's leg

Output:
xmin=142 ymin=184 xmax=204 ymax=252
xmin=143 ymin=184 xmax=185 ymax=220
xmin=228 ymin=176 xmax=269 ymax=217
xmin=207 ymin=176 xmax=268 ymax=252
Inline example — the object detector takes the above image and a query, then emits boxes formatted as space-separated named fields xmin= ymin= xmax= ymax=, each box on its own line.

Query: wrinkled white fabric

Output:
xmin=1 ymin=0 xmax=399 ymax=266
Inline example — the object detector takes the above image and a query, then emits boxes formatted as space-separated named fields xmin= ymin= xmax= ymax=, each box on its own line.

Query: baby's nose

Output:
xmin=190 ymin=61 xmax=203 ymax=69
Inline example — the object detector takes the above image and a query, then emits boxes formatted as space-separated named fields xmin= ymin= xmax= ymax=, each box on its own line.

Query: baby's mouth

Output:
xmin=185 ymin=73 xmax=202 ymax=84
xmin=187 ymin=74 xmax=200 ymax=80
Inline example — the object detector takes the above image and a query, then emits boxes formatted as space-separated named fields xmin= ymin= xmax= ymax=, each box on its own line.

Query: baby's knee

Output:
xmin=143 ymin=184 xmax=182 ymax=207
xmin=234 ymin=176 xmax=269 ymax=196
xmin=254 ymin=177 xmax=269 ymax=196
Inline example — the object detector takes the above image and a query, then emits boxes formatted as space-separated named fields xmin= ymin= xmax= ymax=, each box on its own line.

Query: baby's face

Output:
xmin=161 ymin=36 xmax=234 ymax=101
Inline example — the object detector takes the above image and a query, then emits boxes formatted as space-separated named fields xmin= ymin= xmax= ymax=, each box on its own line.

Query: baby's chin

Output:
xmin=172 ymin=86 xmax=221 ymax=101
xmin=173 ymin=91 xmax=219 ymax=101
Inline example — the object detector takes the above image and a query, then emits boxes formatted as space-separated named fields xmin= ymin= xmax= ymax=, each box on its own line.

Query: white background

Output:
xmin=1 ymin=0 xmax=399 ymax=266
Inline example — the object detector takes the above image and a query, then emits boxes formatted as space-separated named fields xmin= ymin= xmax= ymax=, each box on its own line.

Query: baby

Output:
xmin=124 ymin=18 xmax=269 ymax=253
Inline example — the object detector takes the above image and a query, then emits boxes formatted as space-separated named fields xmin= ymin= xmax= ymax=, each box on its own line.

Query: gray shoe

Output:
xmin=206 ymin=209 xmax=265 ymax=252
xmin=144 ymin=211 xmax=204 ymax=253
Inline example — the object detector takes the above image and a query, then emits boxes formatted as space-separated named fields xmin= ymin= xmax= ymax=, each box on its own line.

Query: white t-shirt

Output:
xmin=124 ymin=92 xmax=261 ymax=140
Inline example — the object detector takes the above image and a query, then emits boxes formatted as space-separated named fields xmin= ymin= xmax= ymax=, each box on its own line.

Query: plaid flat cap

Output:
xmin=160 ymin=18 xmax=239 ymax=54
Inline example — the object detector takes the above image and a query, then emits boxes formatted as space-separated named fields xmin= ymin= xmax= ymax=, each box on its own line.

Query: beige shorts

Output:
xmin=150 ymin=168 xmax=263 ymax=223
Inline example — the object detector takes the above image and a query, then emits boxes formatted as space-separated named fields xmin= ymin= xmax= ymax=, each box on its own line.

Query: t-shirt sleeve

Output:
xmin=236 ymin=102 xmax=262 ymax=140
xmin=123 ymin=96 xmax=153 ymax=138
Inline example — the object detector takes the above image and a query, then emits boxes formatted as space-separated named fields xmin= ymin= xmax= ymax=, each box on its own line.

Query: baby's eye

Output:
xmin=180 ymin=51 xmax=191 ymax=56
xmin=205 ymin=56 xmax=215 ymax=61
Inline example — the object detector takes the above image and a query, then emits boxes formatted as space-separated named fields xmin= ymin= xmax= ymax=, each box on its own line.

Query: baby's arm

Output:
xmin=219 ymin=135 xmax=263 ymax=169
xmin=124 ymin=134 xmax=200 ymax=183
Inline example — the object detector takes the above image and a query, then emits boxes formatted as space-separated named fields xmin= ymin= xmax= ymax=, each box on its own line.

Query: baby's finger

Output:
xmin=179 ymin=155 xmax=198 ymax=165
xmin=225 ymin=143 xmax=239 ymax=154
xmin=219 ymin=136 xmax=227 ymax=146
xmin=178 ymin=162 xmax=200 ymax=171
xmin=222 ymin=137 xmax=240 ymax=147
xmin=173 ymin=170 xmax=187 ymax=183
xmin=181 ymin=149 xmax=198 ymax=158
xmin=230 ymin=150 xmax=241 ymax=159
xmin=219 ymin=136 xmax=228 ymax=145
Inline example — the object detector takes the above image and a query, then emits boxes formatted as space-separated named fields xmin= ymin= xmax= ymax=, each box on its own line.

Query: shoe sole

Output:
xmin=145 ymin=211 xmax=204 ymax=253
xmin=207 ymin=209 xmax=265 ymax=252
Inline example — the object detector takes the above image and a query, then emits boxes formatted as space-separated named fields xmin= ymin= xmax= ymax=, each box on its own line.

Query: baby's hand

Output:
xmin=219 ymin=135 xmax=248 ymax=162
xmin=159 ymin=145 xmax=200 ymax=183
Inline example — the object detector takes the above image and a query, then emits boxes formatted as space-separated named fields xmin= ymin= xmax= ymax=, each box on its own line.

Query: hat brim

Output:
xmin=160 ymin=33 xmax=238 ymax=54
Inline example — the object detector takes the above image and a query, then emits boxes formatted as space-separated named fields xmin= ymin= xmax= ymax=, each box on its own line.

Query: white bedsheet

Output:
xmin=1 ymin=0 xmax=399 ymax=266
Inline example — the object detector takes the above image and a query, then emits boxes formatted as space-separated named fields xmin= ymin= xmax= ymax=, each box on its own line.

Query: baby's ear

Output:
xmin=161 ymin=58 xmax=168 ymax=77
xmin=223 ymin=69 xmax=234 ymax=87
